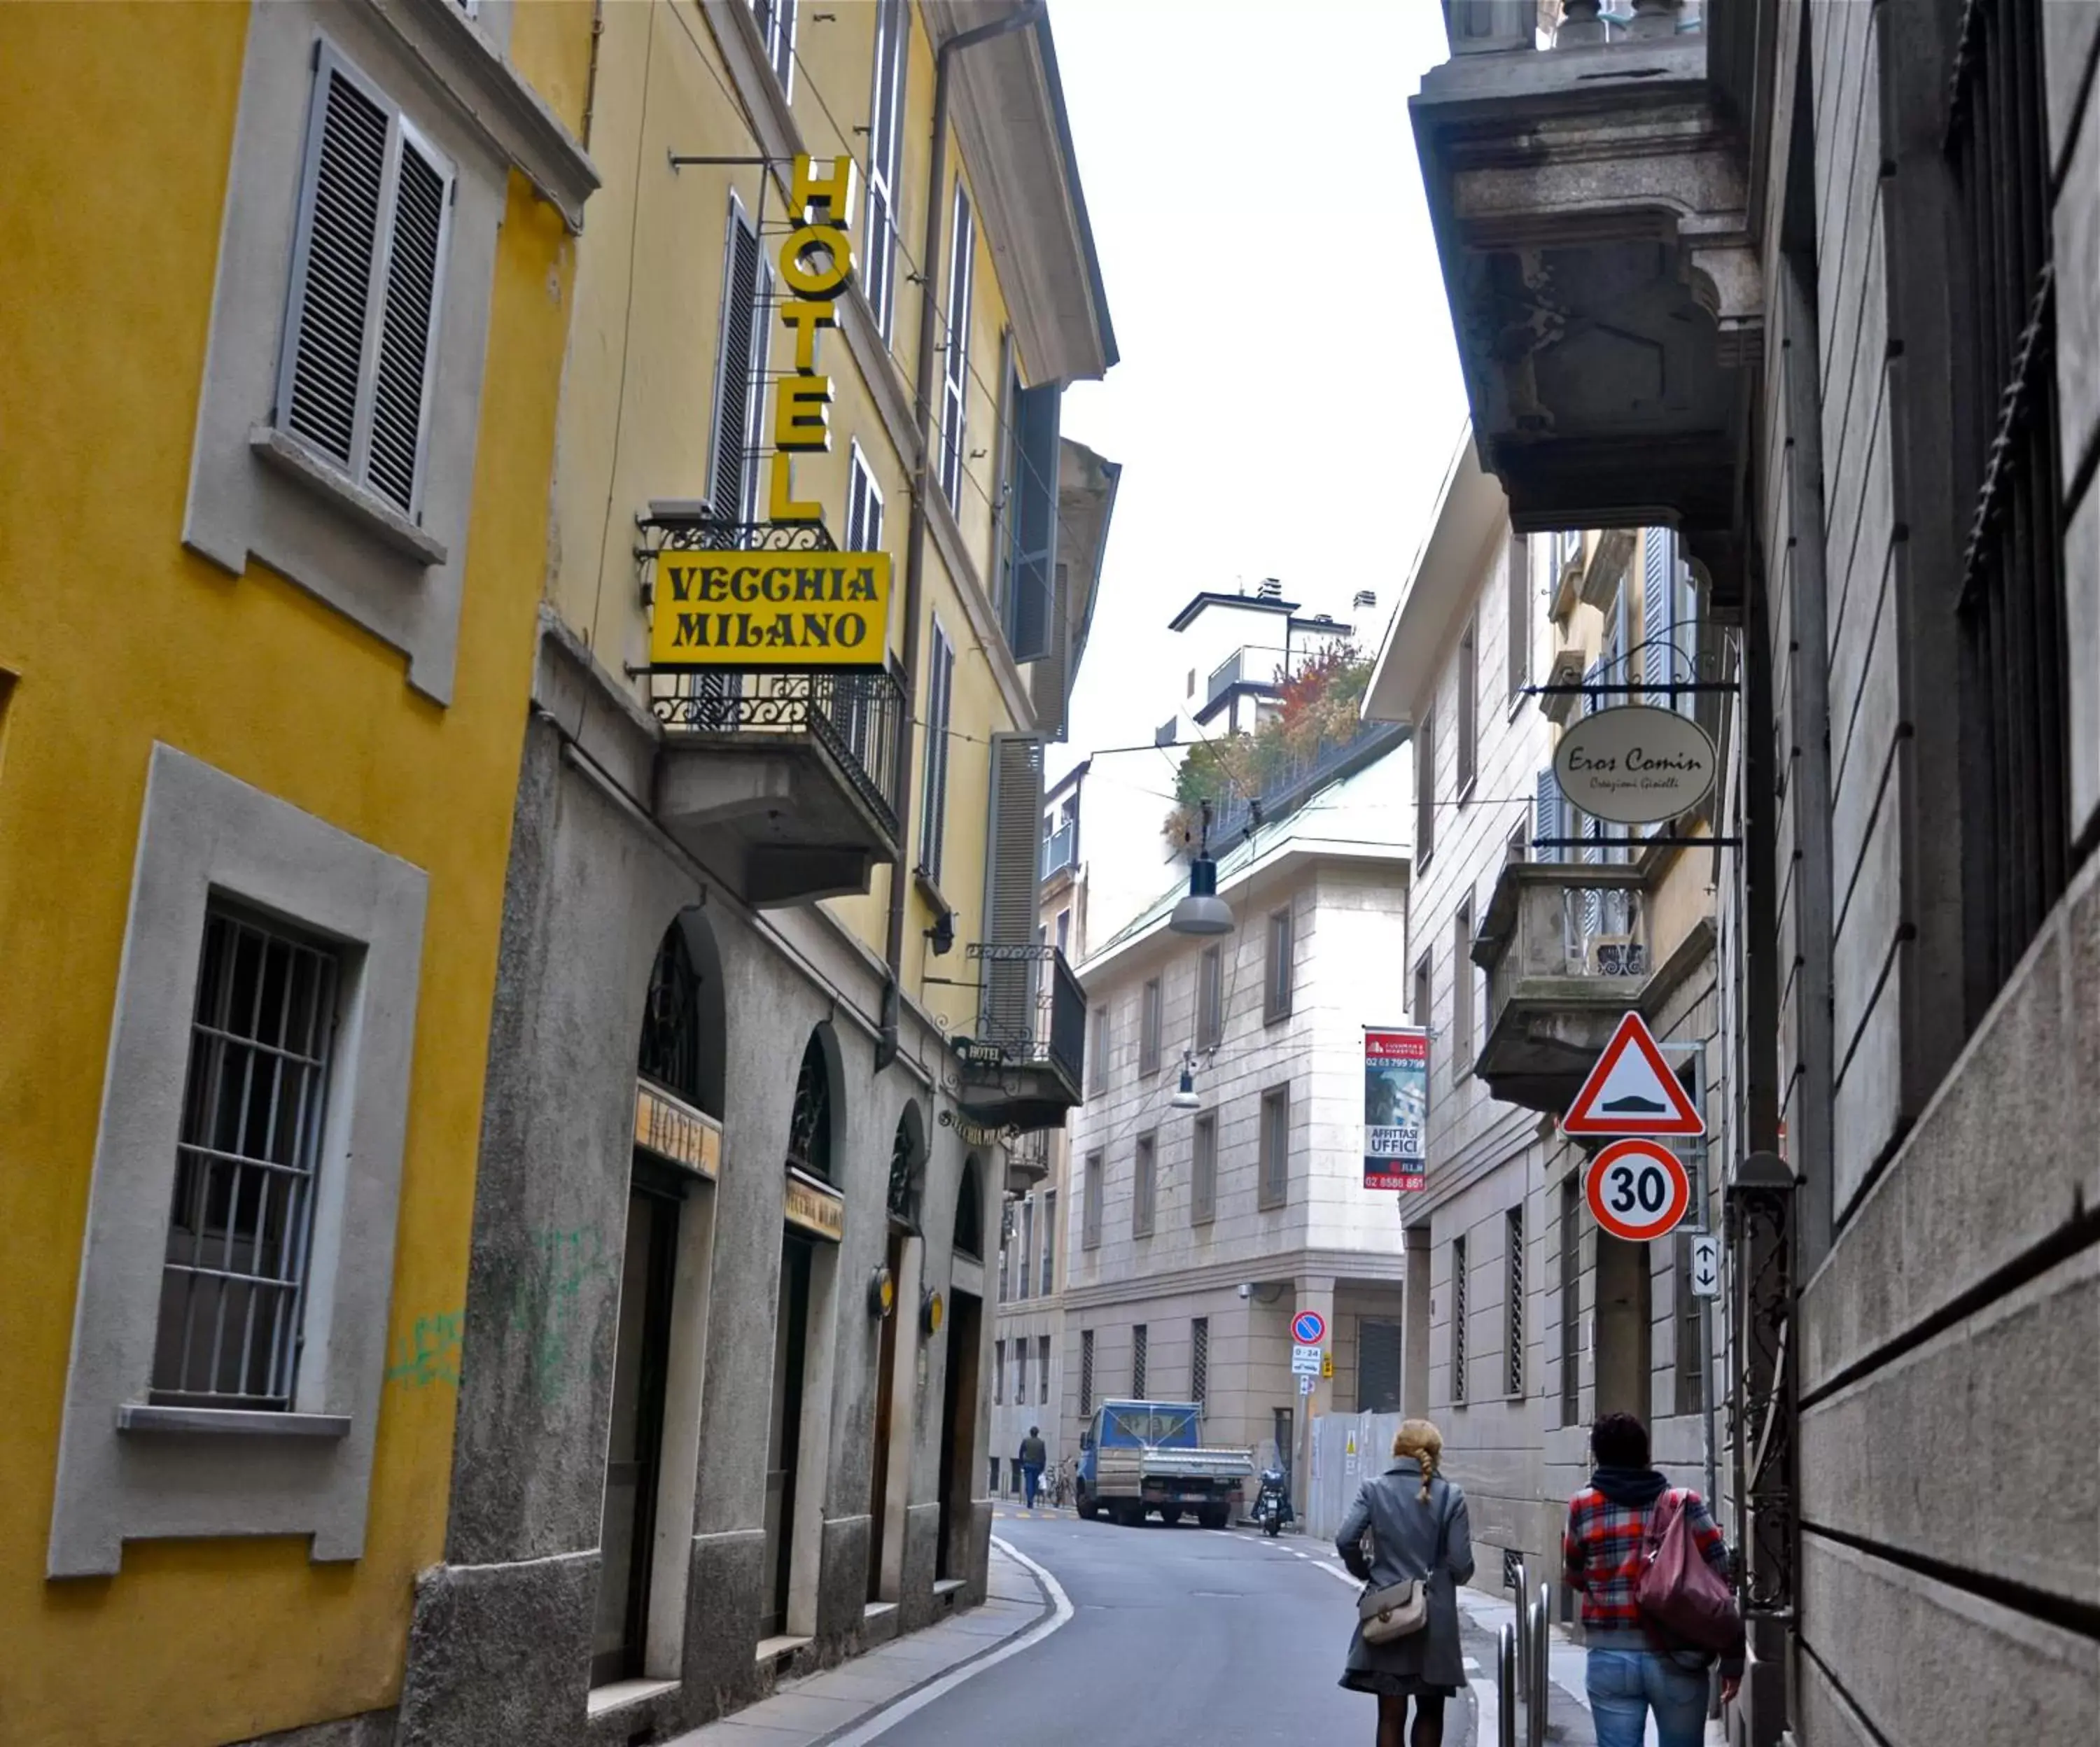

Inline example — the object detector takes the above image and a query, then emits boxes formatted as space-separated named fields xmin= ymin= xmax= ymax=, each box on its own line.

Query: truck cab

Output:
xmin=1075 ymin=1399 xmax=1254 ymax=1529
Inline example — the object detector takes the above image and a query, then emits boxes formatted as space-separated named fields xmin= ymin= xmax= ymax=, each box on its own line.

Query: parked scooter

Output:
xmin=1251 ymin=1465 xmax=1294 ymax=1536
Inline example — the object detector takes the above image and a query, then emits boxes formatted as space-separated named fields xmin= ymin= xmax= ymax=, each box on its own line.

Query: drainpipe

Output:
xmin=876 ymin=1 xmax=1042 ymax=1071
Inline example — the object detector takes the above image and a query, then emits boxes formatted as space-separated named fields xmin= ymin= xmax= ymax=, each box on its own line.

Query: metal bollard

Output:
xmin=1525 ymin=1587 xmax=1549 ymax=1747
xmin=1511 ymin=1557 xmax=1530 ymax=1698
xmin=1497 ymin=1621 xmax=1518 ymax=1747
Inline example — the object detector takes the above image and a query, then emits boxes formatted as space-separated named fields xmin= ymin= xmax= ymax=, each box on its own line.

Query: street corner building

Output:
xmin=1405 ymin=6 xmax=2100 ymax=1747
xmin=0 ymin=3 xmax=1117 ymax=1747
xmin=0 ymin=1 xmax=598 ymax=1744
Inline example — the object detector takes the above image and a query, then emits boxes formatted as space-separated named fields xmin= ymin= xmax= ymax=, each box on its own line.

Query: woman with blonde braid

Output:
xmin=1336 ymin=1419 xmax=1475 ymax=1747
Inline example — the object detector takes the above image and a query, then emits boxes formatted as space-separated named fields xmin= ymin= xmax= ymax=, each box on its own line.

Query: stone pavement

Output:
xmin=662 ymin=1542 xmax=1050 ymax=1746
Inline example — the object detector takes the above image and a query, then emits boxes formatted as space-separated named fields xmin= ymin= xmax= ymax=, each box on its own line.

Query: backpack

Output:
xmin=1634 ymin=1489 xmax=1744 ymax=1657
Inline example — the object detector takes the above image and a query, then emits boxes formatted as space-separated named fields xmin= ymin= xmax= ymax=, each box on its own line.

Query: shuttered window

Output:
xmin=1133 ymin=1132 xmax=1156 ymax=1237
xmin=862 ymin=0 xmax=907 ymax=340
xmin=980 ymin=733 xmax=1045 ymax=1039
xmin=1639 ymin=527 xmax=1693 ymax=713
xmin=938 ymin=183 xmax=974 ymax=506
xmin=277 ymin=45 xmax=454 ymax=518
xmin=1535 ymin=766 xmax=1564 ymax=864
xmin=1191 ymin=1113 xmax=1217 ymax=1226
xmin=1359 ymin=1319 xmax=1403 ymax=1415
xmin=710 ymin=199 xmax=767 ymax=524
xmin=1002 ymin=384 xmax=1061 ymax=662
xmin=846 ymin=443 xmax=884 ymax=552
xmin=917 ymin=621 xmax=955 ymax=878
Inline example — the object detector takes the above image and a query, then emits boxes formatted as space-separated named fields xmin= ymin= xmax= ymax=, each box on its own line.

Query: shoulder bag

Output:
xmin=1357 ymin=1481 xmax=1454 ymax=1646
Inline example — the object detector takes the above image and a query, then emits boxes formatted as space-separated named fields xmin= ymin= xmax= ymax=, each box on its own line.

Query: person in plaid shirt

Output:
xmin=1562 ymin=1412 xmax=1742 ymax=1747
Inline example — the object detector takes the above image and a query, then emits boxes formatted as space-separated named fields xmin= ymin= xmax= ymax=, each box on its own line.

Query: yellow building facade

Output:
xmin=0 ymin=4 xmax=596 ymax=1744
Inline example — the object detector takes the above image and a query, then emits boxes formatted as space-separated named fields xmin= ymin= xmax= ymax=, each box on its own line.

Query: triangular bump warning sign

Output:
xmin=1562 ymin=1011 xmax=1704 ymax=1137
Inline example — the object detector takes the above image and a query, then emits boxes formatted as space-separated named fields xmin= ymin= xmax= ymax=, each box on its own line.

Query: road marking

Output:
xmin=823 ymin=1536 xmax=1074 ymax=1746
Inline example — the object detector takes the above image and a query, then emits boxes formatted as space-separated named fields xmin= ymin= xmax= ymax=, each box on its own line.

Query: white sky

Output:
xmin=1049 ymin=1 xmax=1469 ymax=788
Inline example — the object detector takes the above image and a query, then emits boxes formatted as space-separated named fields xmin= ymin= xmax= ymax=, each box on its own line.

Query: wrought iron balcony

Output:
xmin=1006 ymin=1129 xmax=1053 ymax=1196
xmin=1413 ymin=0 xmax=1755 ymax=606
xmin=1469 ymin=860 xmax=1708 ymax=1115
xmin=648 ymin=667 xmax=906 ymax=907
xmin=1041 ymin=817 xmax=1079 ymax=880
xmin=947 ymin=944 xmax=1086 ymax=1133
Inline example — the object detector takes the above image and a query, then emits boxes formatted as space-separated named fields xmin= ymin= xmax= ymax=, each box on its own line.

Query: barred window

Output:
xmin=1079 ymin=1328 xmax=1095 ymax=1412
xmin=1450 ymin=1234 xmax=1469 ymax=1406
xmin=1131 ymin=1324 xmax=1147 ymax=1398
xmin=1506 ymin=1206 xmax=1525 ymax=1398
xmin=1191 ymin=1317 xmax=1209 ymax=1404
xmin=152 ymin=905 xmax=340 ymax=1410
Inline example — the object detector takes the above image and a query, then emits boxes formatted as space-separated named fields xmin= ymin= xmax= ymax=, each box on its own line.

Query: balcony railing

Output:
xmin=1209 ymin=717 xmax=1406 ymax=846
xmin=1448 ymin=0 xmax=1702 ymax=52
xmin=1481 ymin=868 xmax=1649 ymax=1031
xmin=951 ymin=943 xmax=1086 ymax=1131
xmin=651 ymin=668 xmax=907 ymax=839
xmin=1042 ymin=818 xmax=1079 ymax=878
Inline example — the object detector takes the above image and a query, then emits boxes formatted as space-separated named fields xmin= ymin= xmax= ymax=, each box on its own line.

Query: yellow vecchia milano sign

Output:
xmin=651 ymin=155 xmax=891 ymax=671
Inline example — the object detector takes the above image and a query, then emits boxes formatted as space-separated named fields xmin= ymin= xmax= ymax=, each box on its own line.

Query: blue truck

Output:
xmin=1074 ymin=1399 xmax=1255 ymax=1529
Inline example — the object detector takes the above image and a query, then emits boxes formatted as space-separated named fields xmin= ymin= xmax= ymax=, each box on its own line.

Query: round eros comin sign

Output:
xmin=1553 ymin=704 xmax=1718 ymax=827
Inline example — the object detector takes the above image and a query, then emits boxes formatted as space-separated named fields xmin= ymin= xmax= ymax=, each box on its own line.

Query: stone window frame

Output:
xmin=48 ymin=743 xmax=428 ymax=1578
xmin=180 ymin=0 xmax=593 ymax=706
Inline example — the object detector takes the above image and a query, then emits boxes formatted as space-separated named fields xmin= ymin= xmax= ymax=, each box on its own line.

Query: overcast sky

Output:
xmin=1048 ymin=1 xmax=1469 ymax=794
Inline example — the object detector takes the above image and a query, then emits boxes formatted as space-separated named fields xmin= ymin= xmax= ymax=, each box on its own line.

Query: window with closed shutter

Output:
xmin=278 ymin=45 xmax=454 ymax=518
xmin=918 ymin=622 xmax=955 ymax=879
xmin=1535 ymin=766 xmax=1564 ymax=864
xmin=862 ymin=0 xmax=907 ymax=341
xmin=938 ymin=183 xmax=974 ymax=506
xmin=1003 ymin=384 xmax=1061 ymax=662
xmin=709 ymin=199 xmax=766 ymax=525
xmin=979 ymin=734 xmax=1044 ymax=1041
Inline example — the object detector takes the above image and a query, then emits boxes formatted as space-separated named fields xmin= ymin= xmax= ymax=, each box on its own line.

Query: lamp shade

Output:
xmin=1170 ymin=1064 xmax=1200 ymax=1110
xmin=1169 ymin=854 xmax=1233 ymax=936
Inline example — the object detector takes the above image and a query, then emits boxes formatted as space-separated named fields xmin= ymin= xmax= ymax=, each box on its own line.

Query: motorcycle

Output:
xmin=1251 ymin=1466 xmax=1293 ymax=1537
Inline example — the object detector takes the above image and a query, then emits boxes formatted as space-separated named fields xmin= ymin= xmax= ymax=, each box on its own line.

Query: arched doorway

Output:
xmin=868 ymin=1106 xmax=925 ymax=1601
xmin=935 ymin=1155 xmax=986 ymax=1583
xmin=765 ymin=1030 xmax=841 ymax=1640
xmin=594 ymin=915 xmax=724 ymax=1688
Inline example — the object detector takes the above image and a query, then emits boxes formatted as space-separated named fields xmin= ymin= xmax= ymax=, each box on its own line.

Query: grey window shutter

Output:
xmin=365 ymin=130 xmax=449 ymax=512
xmin=710 ymin=207 xmax=762 ymax=524
xmin=918 ymin=624 xmax=954 ymax=878
xmin=1641 ymin=527 xmax=1674 ymax=697
xmin=981 ymin=733 xmax=1046 ymax=1043
xmin=281 ymin=57 xmax=389 ymax=470
xmin=1004 ymin=383 xmax=1061 ymax=662
xmin=1030 ymin=560 xmax=1073 ymax=740
xmin=1535 ymin=766 xmax=1562 ymax=862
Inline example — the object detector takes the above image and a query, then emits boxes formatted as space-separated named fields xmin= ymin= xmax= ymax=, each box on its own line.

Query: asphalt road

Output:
xmin=883 ymin=1513 xmax=1483 ymax=1747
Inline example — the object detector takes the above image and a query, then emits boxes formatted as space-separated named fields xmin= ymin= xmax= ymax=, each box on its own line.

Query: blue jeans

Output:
xmin=1586 ymin=1648 xmax=1709 ymax=1747
xmin=1021 ymin=1464 xmax=1042 ymax=1508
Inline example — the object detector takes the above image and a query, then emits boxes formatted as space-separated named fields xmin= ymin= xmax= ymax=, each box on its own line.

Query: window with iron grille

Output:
xmin=785 ymin=1034 xmax=832 ymax=1179
xmin=750 ymin=0 xmax=797 ymax=96
xmin=1041 ymin=1191 xmax=1056 ymax=1294
xmin=1675 ymin=1232 xmax=1704 ymax=1417
xmin=1079 ymin=1328 xmax=1095 ymax=1412
xmin=1940 ymin=0 xmax=2073 ymax=1022
xmin=994 ymin=1339 xmax=1005 ymax=1403
xmin=1039 ymin=1335 xmax=1051 ymax=1405
xmin=1139 ymin=978 xmax=1162 ymax=1076
xmin=1197 ymin=944 xmax=1224 ymax=1049
xmin=1257 ymin=1084 xmax=1290 ymax=1209
xmin=1450 ymin=1235 xmax=1469 ymax=1405
xmin=1265 ymin=906 xmax=1294 ymax=1024
xmin=1191 ymin=1111 xmax=1217 ymax=1226
xmin=1088 ymin=1006 xmax=1109 ymax=1095
xmin=151 ymin=904 xmax=340 ymax=1410
xmin=1191 ymin=1317 xmax=1209 ymax=1404
xmin=1415 ymin=704 xmax=1436 ymax=866
xmin=1359 ymin=1319 xmax=1403 ymax=1413
xmin=1131 ymin=1324 xmax=1147 ymax=1397
xmin=1133 ymin=1132 xmax=1156 ymax=1237
xmin=1082 ymin=1151 xmax=1102 ymax=1249
xmin=1457 ymin=617 xmax=1478 ymax=797
xmin=1508 ymin=532 xmax=1532 ymax=704
xmin=862 ymin=0 xmax=908 ymax=341
xmin=1506 ymin=1206 xmax=1525 ymax=1398
xmin=937 ymin=182 xmax=974 ymax=506
xmin=1560 ymin=1178 xmax=1581 ymax=1424
xmin=276 ymin=45 xmax=454 ymax=519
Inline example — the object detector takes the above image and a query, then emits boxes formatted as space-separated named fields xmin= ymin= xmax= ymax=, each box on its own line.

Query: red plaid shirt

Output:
xmin=1562 ymin=1484 xmax=1728 ymax=1633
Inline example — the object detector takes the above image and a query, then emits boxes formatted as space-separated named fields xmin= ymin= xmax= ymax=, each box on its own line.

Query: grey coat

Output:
xmin=1336 ymin=1459 xmax=1476 ymax=1690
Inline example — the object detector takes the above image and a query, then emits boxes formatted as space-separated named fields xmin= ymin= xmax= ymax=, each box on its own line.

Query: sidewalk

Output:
xmin=663 ymin=1541 xmax=1051 ymax=1746
xmin=1457 ymin=1587 xmax=1727 ymax=1746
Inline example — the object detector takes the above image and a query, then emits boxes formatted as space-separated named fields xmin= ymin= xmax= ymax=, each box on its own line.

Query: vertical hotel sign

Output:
xmin=1364 ymin=1027 xmax=1429 ymax=1191
xmin=649 ymin=154 xmax=891 ymax=671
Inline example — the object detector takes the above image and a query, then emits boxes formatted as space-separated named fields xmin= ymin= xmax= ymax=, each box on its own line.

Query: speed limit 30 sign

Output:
xmin=1584 ymin=1137 xmax=1692 ymax=1242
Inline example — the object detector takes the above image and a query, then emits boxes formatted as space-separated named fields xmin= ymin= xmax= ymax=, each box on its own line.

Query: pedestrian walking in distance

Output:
xmin=1336 ymin=1419 xmax=1475 ymax=1747
xmin=1018 ymin=1426 xmax=1047 ymax=1510
xmin=1563 ymin=1412 xmax=1744 ymax=1747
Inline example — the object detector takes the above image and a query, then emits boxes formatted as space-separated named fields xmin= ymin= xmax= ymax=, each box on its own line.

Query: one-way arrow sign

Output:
xmin=1688 ymin=1233 xmax=1721 ymax=1299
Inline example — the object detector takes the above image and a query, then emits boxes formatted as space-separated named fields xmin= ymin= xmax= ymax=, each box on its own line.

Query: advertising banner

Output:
xmin=1364 ymin=1027 xmax=1429 ymax=1191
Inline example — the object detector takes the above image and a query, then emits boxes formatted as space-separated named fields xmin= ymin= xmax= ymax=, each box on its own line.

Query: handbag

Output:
xmin=1356 ymin=1481 xmax=1453 ymax=1646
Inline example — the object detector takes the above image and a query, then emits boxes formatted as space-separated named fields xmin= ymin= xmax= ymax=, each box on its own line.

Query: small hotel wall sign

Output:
xmin=784 ymin=1167 xmax=845 ymax=1242
xmin=1552 ymin=705 xmax=1718 ymax=826
xmin=634 ymin=1078 xmax=722 ymax=1177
